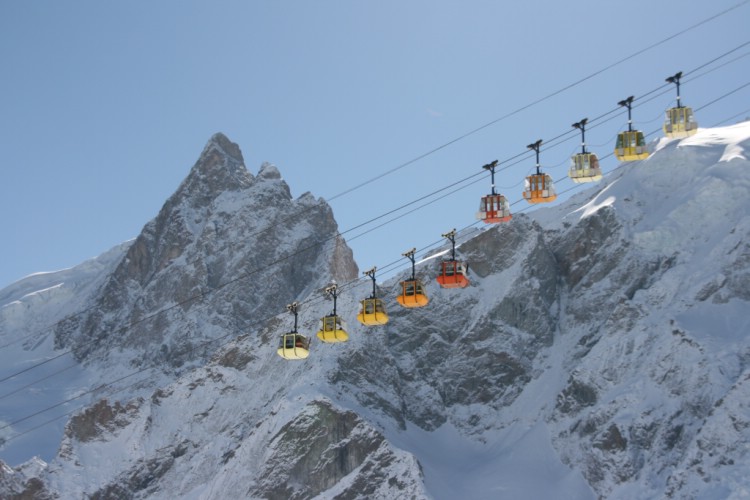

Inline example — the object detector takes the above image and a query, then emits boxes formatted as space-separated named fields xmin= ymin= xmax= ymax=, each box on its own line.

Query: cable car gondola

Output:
xmin=523 ymin=140 xmax=557 ymax=204
xmin=397 ymin=248 xmax=429 ymax=308
xmin=476 ymin=160 xmax=512 ymax=223
xmin=663 ymin=71 xmax=698 ymax=139
xmin=317 ymin=283 xmax=348 ymax=343
xmin=357 ymin=267 xmax=389 ymax=326
xmin=277 ymin=302 xmax=310 ymax=360
xmin=436 ymin=229 xmax=469 ymax=289
xmin=614 ymin=96 xmax=649 ymax=162
xmin=568 ymin=118 xmax=602 ymax=183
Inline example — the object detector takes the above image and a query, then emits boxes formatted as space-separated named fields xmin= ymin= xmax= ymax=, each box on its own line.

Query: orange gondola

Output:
xmin=397 ymin=248 xmax=429 ymax=308
xmin=523 ymin=140 xmax=557 ymax=204
xmin=436 ymin=229 xmax=469 ymax=289
xmin=476 ymin=160 xmax=512 ymax=223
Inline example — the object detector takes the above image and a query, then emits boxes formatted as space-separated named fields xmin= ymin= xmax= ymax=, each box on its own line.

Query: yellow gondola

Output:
xmin=615 ymin=96 xmax=650 ymax=162
xmin=615 ymin=130 xmax=649 ymax=162
xmin=317 ymin=283 xmax=349 ymax=342
xmin=317 ymin=315 xmax=348 ymax=342
xmin=663 ymin=72 xmax=698 ymax=139
xmin=568 ymin=118 xmax=602 ymax=183
xmin=277 ymin=302 xmax=310 ymax=360
xmin=523 ymin=140 xmax=557 ymax=204
xmin=358 ymin=297 xmax=389 ymax=325
xmin=396 ymin=248 xmax=429 ymax=308
xmin=357 ymin=267 xmax=389 ymax=326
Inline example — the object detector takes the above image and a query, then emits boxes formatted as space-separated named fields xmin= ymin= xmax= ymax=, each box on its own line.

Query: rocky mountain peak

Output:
xmin=51 ymin=133 xmax=357 ymax=369
xmin=174 ymin=132 xmax=254 ymax=208
xmin=207 ymin=132 xmax=243 ymax=161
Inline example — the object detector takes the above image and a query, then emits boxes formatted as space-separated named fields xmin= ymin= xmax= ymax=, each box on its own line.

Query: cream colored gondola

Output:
xmin=568 ymin=118 xmax=602 ymax=183
xmin=277 ymin=302 xmax=310 ymax=360
xmin=663 ymin=72 xmax=698 ymax=139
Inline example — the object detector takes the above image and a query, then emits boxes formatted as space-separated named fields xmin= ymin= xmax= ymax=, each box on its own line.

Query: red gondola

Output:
xmin=476 ymin=160 xmax=512 ymax=224
xmin=436 ymin=229 xmax=469 ymax=289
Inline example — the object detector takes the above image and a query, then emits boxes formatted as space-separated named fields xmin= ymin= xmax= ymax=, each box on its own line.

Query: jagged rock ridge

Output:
xmin=53 ymin=133 xmax=358 ymax=370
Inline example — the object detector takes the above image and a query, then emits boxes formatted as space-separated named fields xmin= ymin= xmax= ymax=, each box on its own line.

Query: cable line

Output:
xmin=695 ymin=81 xmax=750 ymax=112
xmin=322 ymin=1 xmax=750 ymax=203
xmin=713 ymin=109 xmax=750 ymax=126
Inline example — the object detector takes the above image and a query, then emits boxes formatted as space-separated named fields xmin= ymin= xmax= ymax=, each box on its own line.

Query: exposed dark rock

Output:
xmin=250 ymin=401 xmax=407 ymax=499
xmin=65 ymin=398 xmax=143 ymax=443
xmin=213 ymin=342 xmax=255 ymax=370
xmin=556 ymin=378 xmax=598 ymax=415
xmin=461 ymin=215 xmax=535 ymax=278
xmin=553 ymin=206 xmax=619 ymax=288
xmin=595 ymin=424 xmax=628 ymax=452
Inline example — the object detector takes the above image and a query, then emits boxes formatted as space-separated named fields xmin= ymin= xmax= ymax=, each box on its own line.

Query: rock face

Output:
xmin=36 ymin=338 xmax=427 ymax=499
xmin=53 ymin=133 xmax=358 ymax=369
xmin=332 ymin=216 xmax=557 ymax=436
xmin=2 ymin=124 xmax=750 ymax=498
xmin=250 ymin=401 xmax=425 ymax=499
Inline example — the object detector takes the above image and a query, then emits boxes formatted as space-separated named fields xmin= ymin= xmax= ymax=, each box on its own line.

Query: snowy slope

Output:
xmin=2 ymin=123 xmax=750 ymax=499
xmin=0 ymin=241 xmax=130 ymax=464
xmin=535 ymin=121 xmax=750 ymax=497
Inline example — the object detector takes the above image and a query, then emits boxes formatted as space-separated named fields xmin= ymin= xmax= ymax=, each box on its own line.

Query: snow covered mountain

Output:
xmin=2 ymin=123 xmax=750 ymax=499
xmin=0 ymin=133 xmax=357 ymax=466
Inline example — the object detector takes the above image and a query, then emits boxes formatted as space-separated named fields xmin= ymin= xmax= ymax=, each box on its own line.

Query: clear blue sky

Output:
xmin=1 ymin=1 xmax=749 ymax=289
